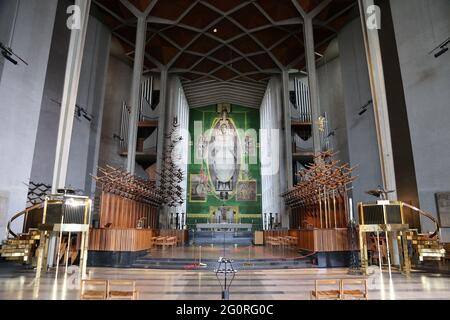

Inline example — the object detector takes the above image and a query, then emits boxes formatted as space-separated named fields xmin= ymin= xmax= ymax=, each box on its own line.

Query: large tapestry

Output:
xmin=187 ymin=105 xmax=262 ymax=230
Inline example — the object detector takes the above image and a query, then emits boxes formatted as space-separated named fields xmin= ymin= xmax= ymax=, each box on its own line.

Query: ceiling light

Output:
xmin=213 ymin=28 xmax=218 ymax=33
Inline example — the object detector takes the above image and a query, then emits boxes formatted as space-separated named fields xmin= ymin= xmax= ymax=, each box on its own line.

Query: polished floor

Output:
xmin=147 ymin=245 xmax=308 ymax=259
xmin=0 ymin=263 xmax=449 ymax=300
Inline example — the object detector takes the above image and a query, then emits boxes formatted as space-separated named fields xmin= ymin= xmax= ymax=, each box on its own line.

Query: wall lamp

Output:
xmin=358 ymin=100 xmax=373 ymax=116
xmin=0 ymin=42 xmax=28 ymax=66
xmin=429 ymin=37 xmax=449 ymax=59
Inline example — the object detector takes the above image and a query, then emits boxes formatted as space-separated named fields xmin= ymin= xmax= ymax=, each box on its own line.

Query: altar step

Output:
xmin=132 ymin=256 xmax=315 ymax=270
xmin=191 ymin=231 xmax=253 ymax=246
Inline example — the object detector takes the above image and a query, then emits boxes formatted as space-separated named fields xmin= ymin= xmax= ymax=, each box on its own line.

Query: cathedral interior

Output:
xmin=0 ymin=0 xmax=449 ymax=302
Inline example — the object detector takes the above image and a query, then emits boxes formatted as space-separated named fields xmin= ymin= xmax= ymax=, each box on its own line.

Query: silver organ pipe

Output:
xmin=140 ymin=80 xmax=144 ymax=122
xmin=294 ymin=78 xmax=312 ymax=123
xmin=119 ymin=77 xmax=154 ymax=152
xmin=139 ymin=77 xmax=154 ymax=121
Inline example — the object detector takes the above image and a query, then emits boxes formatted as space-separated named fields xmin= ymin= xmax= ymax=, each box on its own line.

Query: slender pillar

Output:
xmin=52 ymin=0 xmax=91 ymax=193
xmin=304 ymin=17 xmax=321 ymax=156
xmin=156 ymin=68 xmax=168 ymax=228
xmin=156 ymin=68 xmax=168 ymax=180
xmin=281 ymin=70 xmax=293 ymax=188
xmin=358 ymin=0 xmax=397 ymax=199
xmin=126 ymin=17 xmax=147 ymax=174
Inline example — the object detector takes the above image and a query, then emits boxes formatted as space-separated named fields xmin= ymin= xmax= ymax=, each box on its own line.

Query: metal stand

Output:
xmin=348 ymin=219 xmax=361 ymax=275
xmin=215 ymin=257 xmax=237 ymax=300
xmin=35 ymin=193 xmax=91 ymax=283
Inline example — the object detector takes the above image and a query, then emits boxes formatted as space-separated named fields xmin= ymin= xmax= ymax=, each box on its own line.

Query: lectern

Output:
xmin=35 ymin=192 xmax=91 ymax=281
xmin=358 ymin=200 xmax=410 ymax=275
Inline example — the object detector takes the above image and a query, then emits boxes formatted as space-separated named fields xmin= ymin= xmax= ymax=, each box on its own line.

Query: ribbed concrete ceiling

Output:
xmin=183 ymin=80 xmax=268 ymax=109
xmin=92 ymin=0 xmax=358 ymax=108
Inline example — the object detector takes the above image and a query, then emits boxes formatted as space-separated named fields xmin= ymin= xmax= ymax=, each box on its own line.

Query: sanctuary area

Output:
xmin=0 ymin=0 xmax=449 ymax=301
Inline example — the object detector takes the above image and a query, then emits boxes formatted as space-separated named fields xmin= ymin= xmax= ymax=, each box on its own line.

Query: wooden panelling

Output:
xmin=289 ymin=229 xmax=352 ymax=252
xmin=263 ymin=230 xmax=289 ymax=242
xmin=89 ymin=229 xmax=157 ymax=252
xmin=290 ymin=196 xmax=348 ymax=230
xmin=159 ymin=230 xmax=189 ymax=245
xmin=98 ymin=192 xmax=158 ymax=229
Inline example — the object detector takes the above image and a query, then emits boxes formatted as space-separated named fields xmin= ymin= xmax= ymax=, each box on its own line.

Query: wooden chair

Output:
xmin=288 ymin=236 xmax=298 ymax=248
xmin=108 ymin=280 xmax=138 ymax=300
xmin=80 ymin=280 xmax=107 ymax=300
xmin=150 ymin=236 xmax=159 ymax=249
xmin=155 ymin=236 xmax=168 ymax=248
xmin=267 ymin=236 xmax=281 ymax=247
xmin=310 ymin=279 xmax=341 ymax=300
xmin=163 ymin=236 xmax=177 ymax=248
xmin=341 ymin=279 xmax=368 ymax=300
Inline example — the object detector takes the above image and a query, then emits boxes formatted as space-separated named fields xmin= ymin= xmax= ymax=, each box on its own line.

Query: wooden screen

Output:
xmin=89 ymin=229 xmax=157 ymax=252
xmin=99 ymin=192 xmax=158 ymax=229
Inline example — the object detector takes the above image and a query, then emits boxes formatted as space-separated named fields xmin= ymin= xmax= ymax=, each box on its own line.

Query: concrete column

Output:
xmin=126 ymin=16 xmax=147 ymax=174
xmin=281 ymin=70 xmax=293 ymax=188
xmin=52 ymin=0 xmax=91 ymax=193
xmin=304 ymin=17 xmax=322 ymax=156
xmin=358 ymin=0 xmax=397 ymax=199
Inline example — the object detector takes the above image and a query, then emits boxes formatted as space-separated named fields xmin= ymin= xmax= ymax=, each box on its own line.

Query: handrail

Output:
xmin=6 ymin=203 xmax=43 ymax=239
xmin=402 ymin=202 xmax=440 ymax=239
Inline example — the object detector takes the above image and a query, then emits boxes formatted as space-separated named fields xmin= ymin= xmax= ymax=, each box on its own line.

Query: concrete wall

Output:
xmin=0 ymin=0 xmax=19 ymax=77
xmin=30 ymin=0 xmax=111 ymax=198
xmin=97 ymin=55 xmax=158 ymax=180
xmin=97 ymin=55 xmax=131 ymax=171
xmin=0 ymin=0 xmax=58 ymax=239
xmin=316 ymin=54 xmax=350 ymax=165
xmin=338 ymin=18 xmax=384 ymax=212
xmin=390 ymin=0 xmax=450 ymax=239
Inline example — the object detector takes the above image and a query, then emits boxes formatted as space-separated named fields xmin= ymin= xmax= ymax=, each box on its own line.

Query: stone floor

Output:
xmin=0 ymin=263 xmax=449 ymax=300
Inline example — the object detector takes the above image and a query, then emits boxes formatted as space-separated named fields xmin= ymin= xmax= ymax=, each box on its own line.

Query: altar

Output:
xmin=196 ymin=223 xmax=252 ymax=232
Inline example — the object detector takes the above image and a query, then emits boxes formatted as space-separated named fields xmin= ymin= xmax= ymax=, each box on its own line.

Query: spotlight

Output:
xmin=213 ymin=28 xmax=218 ymax=33
xmin=0 ymin=42 xmax=28 ymax=66
xmin=1 ymin=50 xmax=18 ymax=65
xmin=358 ymin=100 xmax=373 ymax=116
xmin=358 ymin=108 xmax=368 ymax=116
xmin=429 ymin=37 xmax=449 ymax=59
xmin=82 ymin=111 xmax=92 ymax=122
xmin=327 ymin=128 xmax=338 ymax=138
xmin=435 ymin=47 xmax=448 ymax=58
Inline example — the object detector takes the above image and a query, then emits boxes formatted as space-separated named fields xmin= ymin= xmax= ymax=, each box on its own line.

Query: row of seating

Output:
xmin=151 ymin=236 xmax=177 ymax=249
xmin=310 ymin=279 xmax=368 ymax=300
xmin=265 ymin=236 xmax=298 ymax=247
xmin=81 ymin=280 xmax=138 ymax=300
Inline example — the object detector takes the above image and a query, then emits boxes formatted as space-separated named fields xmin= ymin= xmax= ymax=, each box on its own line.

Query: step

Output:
xmin=1 ymin=244 xmax=34 ymax=249
xmin=1 ymin=252 xmax=29 ymax=257
xmin=0 ymin=248 xmax=33 ymax=253
xmin=4 ymin=240 xmax=36 ymax=245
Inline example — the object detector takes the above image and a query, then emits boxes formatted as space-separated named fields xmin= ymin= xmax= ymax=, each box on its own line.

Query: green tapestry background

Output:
xmin=187 ymin=105 xmax=262 ymax=230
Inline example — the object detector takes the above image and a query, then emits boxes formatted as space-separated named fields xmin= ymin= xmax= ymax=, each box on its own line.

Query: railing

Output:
xmin=402 ymin=202 xmax=440 ymax=238
xmin=6 ymin=203 xmax=43 ymax=239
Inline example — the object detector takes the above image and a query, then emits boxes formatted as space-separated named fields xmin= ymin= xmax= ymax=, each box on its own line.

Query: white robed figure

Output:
xmin=209 ymin=110 xmax=238 ymax=192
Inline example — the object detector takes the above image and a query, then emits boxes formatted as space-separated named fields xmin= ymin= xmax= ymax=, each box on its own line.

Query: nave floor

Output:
xmin=0 ymin=263 xmax=449 ymax=300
